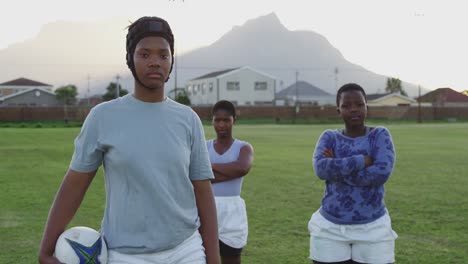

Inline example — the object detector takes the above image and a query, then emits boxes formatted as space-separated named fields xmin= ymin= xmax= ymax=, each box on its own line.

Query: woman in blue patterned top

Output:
xmin=308 ymin=83 xmax=398 ymax=264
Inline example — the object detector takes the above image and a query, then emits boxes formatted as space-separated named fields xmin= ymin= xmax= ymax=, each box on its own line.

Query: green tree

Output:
xmin=102 ymin=82 xmax=128 ymax=101
xmin=55 ymin=85 xmax=78 ymax=105
xmin=386 ymin=77 xmax=408 ymax=96
xmin=169 ymin=88 xmax=191 ymax=106
xmin=175 ymin=92 xmax=191 ymax=105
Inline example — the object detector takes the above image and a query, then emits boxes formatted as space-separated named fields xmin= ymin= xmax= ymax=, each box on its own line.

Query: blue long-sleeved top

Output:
xmin=312 ymin=126 xmax=395 ymax=224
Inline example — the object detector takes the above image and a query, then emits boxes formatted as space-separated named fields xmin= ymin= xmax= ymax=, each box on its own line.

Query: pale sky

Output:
xmin=1 ymin=0 xmax=467 ymax=91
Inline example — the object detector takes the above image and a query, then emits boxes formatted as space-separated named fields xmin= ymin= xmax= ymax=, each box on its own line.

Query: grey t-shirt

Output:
xmin=70 ymin=94 xmax=214 ymax=254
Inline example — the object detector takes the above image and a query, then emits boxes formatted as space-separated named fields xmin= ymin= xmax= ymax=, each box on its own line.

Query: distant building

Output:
xmin=0 ymin=88 xmax=58 ymax=107
xmin=417 ymin=87 xmax=468 ymax=107
xmin=187 ymin=66 xmax=276 ymax=106
xmin=0 ymin=77 xmax=53 ymax=97
xmin=0 ymin=78 xmax=58 ymax=107
xmin=275 ymin=81 xmax=334 ymax=106
xmin=367 ymin=93 xmax=416 ymax=106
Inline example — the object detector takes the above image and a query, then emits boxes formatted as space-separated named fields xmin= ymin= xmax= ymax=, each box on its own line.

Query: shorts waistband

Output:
xmin=215 ymin=196 xmax=242 ymax=201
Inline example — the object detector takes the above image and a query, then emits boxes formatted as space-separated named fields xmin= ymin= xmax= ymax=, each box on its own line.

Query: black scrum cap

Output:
xmin=126 ymin=16 xmax=175 ymax=82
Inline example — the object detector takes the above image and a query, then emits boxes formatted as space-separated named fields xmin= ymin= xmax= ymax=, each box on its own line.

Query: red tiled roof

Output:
xmin=418 ymin=87 xmax=468 ymax=103
xmin=0 ymin=77 xmax=52 ymax=87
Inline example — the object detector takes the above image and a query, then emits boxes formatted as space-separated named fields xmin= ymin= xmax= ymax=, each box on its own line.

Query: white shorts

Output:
xmin=215 ymin=196 xmax=248 ymax=249
xmin=107 ymin=230 xmax=205 ymax=264
xmin=308 ymin=210 xmax=398 ymax=264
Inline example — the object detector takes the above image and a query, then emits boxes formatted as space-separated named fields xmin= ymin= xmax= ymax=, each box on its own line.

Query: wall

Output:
xmin=0 ymin=107 xmax=89 ymax=122
xmin=218 ymin=68 xmax=275 ymax=105
xmin=1 ymin=105 xmax=468 ymax=122
xmin=2 ymin=89 xmax=59 ymax=106
xmin=187 ymin=77 xmax=217 ymax=106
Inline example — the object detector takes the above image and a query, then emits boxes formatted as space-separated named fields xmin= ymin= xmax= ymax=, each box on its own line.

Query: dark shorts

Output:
xmin=219 ymin=240 xmax=243 ymax=257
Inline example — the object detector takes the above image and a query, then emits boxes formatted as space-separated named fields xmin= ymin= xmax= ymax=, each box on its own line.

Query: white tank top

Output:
xmin=207 ymin=139 xmax=247 ymax=197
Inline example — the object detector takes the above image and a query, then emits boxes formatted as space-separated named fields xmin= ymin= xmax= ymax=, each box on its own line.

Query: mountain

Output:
xmin=0 ymin=13 xmax=426 ymax=97
xmin=0 ymin=18 xmax=132 ymax=96
xmin=177 ymin=13 xmax=425 ymax=97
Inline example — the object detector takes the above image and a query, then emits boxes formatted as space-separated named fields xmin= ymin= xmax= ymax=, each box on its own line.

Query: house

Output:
xmin=0 ymin=77 xmax=53 ymax=97
xmin=367 ymin=93 xmax=416 ymax=106
xmin=186 ymin=66 xmax=276 ymax=106
xmin=0 ymin=87 xmax=59 ymax=107
xmin=275 ymin=81 xmax=334 ymax=106
xmin=0 ymin=77 xmax=58 ymax=106
xmin=417 ymin=87 xmax=468 ymax=107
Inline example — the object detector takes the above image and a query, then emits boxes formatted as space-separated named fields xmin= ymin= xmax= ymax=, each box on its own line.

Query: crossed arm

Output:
xmin=313 ymin=129 xmax=395 ymax=187
xmin=211 ymin=144 xmax=254 ymax=183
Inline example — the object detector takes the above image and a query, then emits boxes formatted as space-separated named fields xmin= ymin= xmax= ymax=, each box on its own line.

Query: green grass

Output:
xmin=1 ymin=123 xmax=467 ymax=263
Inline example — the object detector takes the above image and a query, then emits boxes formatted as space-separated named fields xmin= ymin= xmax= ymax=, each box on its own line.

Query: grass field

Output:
xmin=1 ymin=122 xmax=467 ymax=263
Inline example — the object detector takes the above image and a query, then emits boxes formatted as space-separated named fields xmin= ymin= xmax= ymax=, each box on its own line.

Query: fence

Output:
xmin=1 ymin=105 xmax=468 ymax=122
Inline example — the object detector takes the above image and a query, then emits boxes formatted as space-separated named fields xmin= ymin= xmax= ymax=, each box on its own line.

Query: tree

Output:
xmin=169 ymin=87 xmax=191 ymax=106
xmin=55 ymin=85 xmax=78 ymax=105
xmin=175 ymin=92 xmax=191 ymax=105
xmin=386 ymin=77 xmax=408 ymax=96
xmin=55 ymin=85 xmax=78 ymax=124
xmin=102 ymin=82 xmax=128 ymax=101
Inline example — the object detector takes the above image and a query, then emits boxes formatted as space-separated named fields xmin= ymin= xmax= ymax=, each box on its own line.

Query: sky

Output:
xmin=1 ymin=0 xmax=467 ymax=91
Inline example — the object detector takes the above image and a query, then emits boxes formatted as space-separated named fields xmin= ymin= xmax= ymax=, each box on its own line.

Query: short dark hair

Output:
xmin=336 ymin=83 xmax=367 ymax=106
xmin=212 ymin=100 xmax=236 ymax=119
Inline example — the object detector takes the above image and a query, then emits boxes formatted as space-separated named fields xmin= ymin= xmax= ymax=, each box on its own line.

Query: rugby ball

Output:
xmin=55 ymin=226 xmax=107 ymax=264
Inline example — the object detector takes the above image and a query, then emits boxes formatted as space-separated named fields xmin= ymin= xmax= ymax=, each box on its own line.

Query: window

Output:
xmin=191 ymin=85 xmax=197 ymax=95
xmin=255 ymin=82 xmax=267 ymax=90
xmin=227 ymin=82 xmax=240 ymax=91
xmin=202 ymin=83 xmax=206 ymax=94
xmin=187 ymin=85 xmax=192 ymax=96
xmin=254 ymin=101 xmax=273 ymax=105
xmin=209 ymin=83 xmax=213 ymax=92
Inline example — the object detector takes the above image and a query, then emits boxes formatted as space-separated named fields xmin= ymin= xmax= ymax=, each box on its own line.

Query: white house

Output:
xmin=186 ymin=66 xmax=276 ymax=106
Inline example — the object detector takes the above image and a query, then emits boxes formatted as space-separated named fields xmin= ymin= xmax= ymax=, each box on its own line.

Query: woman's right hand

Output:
xmin=38 ymin=254 xmax=64 ymax=264
xmin=364 ymin=155 xmax=374 ymax=168
xmin=322 ymin=148 xmax=335 ymax=158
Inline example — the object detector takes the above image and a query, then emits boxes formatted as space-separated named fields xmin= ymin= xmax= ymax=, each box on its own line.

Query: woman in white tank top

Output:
xmin=207 ymin=100 xmax=254 ymax=264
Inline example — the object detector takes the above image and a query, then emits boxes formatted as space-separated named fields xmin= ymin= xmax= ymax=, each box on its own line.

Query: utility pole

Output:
xmin=174 ymin=45 xmax=178 ymax=99
xmin=295 ymin=69 xmax=299 ymax=106
xmin=294 ymin=69 xmax=299 ymax=123
xmin=115 ymin=74 xmax=120 ymax=98
xmin=418 ymin=85 xmax=422 ymax=123
xmin=87 ymin=74 xmax=91 ymax=107
xmin=334 ymin=67 xmax=339 ymax=93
